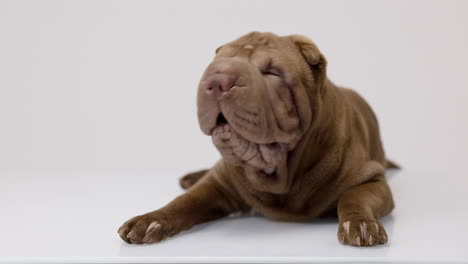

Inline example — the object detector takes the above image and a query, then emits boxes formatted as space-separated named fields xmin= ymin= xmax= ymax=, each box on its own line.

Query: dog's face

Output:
xmin=197 ymin=32 xmax=327 ymax=193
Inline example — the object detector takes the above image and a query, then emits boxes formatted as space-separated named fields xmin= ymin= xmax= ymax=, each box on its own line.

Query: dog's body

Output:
xmin=118 ymin=32 xmax=396 ymax=247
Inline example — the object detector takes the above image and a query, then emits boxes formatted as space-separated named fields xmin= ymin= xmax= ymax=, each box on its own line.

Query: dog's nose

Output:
xmin=204 ymin=73 xmax=236 ymax=97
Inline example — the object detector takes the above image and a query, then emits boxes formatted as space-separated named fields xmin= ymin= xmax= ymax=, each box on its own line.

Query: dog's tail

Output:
xmin=386 ymin=159 xmax=401 ymax=169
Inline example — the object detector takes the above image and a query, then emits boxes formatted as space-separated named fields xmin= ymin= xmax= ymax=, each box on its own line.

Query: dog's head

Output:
xmin=197 ymin=32 xmax=327 ymax=193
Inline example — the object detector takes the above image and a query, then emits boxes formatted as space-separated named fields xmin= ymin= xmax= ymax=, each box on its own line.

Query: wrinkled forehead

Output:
xmin=215 ymin=32 xmax=300 ymax=68
xmin=217 ymin=32 xmax=293 ymax=57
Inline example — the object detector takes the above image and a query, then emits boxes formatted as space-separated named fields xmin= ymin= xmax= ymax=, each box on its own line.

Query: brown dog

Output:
xmin=118 ymin=32 xmax=397 ymax=247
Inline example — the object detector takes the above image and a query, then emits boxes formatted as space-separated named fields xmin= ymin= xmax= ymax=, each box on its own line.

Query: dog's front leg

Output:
xmin=118 ymin=174 xmax=239 ymax=244
xmin=337 ymin=174 xmax=394 ymax=247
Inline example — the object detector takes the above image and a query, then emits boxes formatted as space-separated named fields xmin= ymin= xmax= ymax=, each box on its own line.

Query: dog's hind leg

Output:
xmin=179 ymin=169 xmax=209 ymax=190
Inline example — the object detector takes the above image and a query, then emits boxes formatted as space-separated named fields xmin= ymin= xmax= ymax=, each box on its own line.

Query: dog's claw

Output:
xmin=338 ymin=219 xmax=387 ymax=247
xmin=118 ymin=214 xmax=179 ymax=244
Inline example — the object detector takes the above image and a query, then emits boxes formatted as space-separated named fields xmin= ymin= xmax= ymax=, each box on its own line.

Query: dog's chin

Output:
xmin=211 ymin=113 xmax=288 ymax=185
xmin=252 ymin=168 xmax=279 ymax=181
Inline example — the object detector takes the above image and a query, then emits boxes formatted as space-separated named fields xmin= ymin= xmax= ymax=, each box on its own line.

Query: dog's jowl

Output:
xmin=118 ymin=32 xmax=397 ymax=247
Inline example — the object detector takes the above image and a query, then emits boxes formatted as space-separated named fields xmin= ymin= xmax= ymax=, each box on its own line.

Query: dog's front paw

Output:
xmin=338 ymin=219 xmax=388 ymax=247
xmin=118 ymin=213 xmax=178 ymax=244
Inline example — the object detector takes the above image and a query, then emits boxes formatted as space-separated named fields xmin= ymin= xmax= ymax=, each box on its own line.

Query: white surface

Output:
xmin=1 ymin=0 xmax=468 ymax=263
xmin=0 ymin=169 xmax=467 ymax=264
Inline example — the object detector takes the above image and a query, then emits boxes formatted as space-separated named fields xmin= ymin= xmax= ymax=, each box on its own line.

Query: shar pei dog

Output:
xmin=118 ymin=32 xmax=398 ymax=247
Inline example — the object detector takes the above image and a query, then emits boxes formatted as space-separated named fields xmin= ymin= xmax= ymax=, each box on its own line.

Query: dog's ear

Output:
xmin=287 ymin=35 xmax=327 ymax=86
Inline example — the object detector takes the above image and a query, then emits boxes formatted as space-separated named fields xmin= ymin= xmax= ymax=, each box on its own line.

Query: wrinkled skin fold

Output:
xmin=118 ymin=32 xmax=398 ymax=247
xmin=212 ymin=124 xmax=287 ymax=175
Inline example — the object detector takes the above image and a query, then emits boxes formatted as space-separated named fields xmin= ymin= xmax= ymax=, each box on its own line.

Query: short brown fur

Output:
xmin=118 ymin=32 xmax=396 ymax=247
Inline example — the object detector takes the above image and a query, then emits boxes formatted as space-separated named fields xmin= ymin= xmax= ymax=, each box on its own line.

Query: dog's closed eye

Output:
xmin=262 ymin=68 xmax=281 ymax=77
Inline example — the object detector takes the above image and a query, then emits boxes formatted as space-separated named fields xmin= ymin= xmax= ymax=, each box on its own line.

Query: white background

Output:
xmin=0 ymin=0 xmax=467 ymax=263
